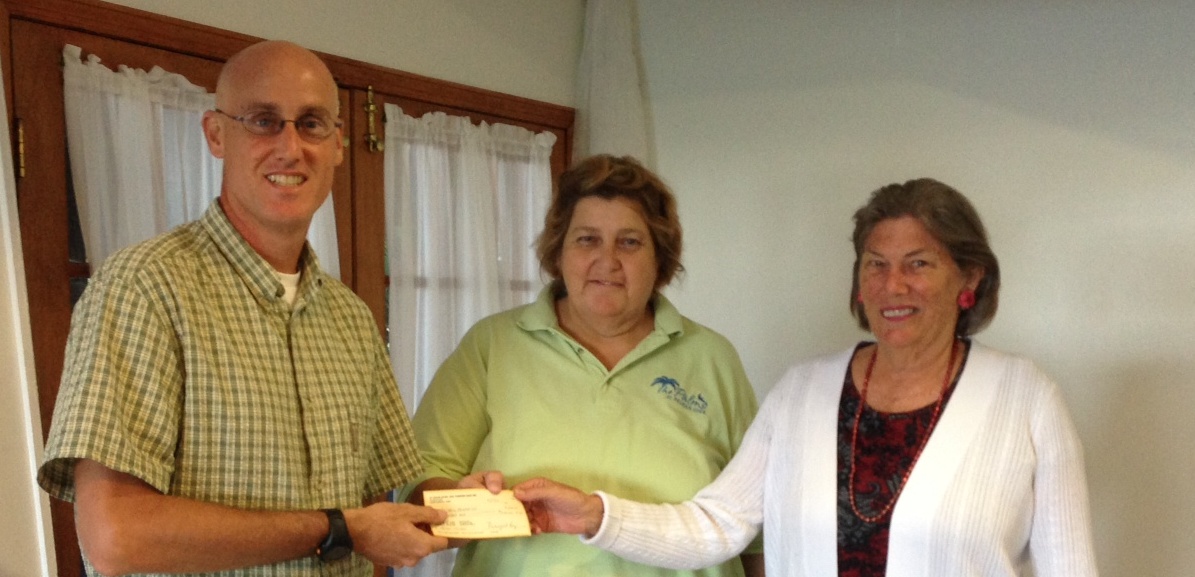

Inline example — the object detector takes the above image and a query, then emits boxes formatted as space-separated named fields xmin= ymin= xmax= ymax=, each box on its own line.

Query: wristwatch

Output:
xmin=316 ymin=509 xmax=354 ymax=562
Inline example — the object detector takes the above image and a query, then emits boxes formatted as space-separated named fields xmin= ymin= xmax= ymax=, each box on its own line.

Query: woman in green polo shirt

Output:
xmin=405 ymin=154 xmax=762 ymax=577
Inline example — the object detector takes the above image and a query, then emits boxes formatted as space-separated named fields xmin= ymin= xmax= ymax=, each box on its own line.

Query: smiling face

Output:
xmin=202 ymin=42 xmax=344 ymax=244
xmin=857 ymin=216 xmax=981 ymax=352
xmin=558 ymin=196 xmax=659 ymax=331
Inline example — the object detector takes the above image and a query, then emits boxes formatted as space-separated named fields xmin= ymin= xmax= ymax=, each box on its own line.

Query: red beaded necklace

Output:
xmin=848 ymin=340 xmax=960 ymax=523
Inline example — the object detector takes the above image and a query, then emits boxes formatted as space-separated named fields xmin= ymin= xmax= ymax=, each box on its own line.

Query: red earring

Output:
xmin=957 ymin=289 xmax=976 ymax=310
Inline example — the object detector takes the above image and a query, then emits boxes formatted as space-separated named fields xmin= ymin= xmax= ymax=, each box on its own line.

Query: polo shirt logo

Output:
xmin=650 ymin=376 xmax=708 ymax=414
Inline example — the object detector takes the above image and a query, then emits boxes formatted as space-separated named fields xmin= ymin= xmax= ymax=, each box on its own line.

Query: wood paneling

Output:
xmin=348 ymin=87 xmax=389 ymax=334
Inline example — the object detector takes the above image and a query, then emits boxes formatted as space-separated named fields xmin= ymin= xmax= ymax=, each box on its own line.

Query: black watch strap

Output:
xmin=316 ymin=509 xmax=354 ymax=562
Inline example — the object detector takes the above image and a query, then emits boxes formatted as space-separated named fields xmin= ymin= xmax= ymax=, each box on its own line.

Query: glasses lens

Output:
xmin=297 ymin=114 xmax=334 ymax=140
xmin=241 ymin=111 xmax=284 ymax=136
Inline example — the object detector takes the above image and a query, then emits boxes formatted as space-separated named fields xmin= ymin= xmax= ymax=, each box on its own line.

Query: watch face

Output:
xmin=319 ymin=509 xmax=354 ymax=563
xmin=320 ymin=545 xmax=352 ymax=562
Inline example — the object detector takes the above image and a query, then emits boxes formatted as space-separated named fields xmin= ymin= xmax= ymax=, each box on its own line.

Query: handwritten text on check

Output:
xmin=424 ymin=489 xmax=532 ymax=539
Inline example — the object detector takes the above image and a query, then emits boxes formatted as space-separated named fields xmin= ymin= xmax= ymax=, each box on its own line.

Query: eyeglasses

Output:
xmin=213 ymin=108 xmax=342 ymax=142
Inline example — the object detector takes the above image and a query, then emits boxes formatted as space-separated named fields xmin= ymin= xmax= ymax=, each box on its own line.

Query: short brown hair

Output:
xmin=849 ymin=178 xmax=1000 ymax=336
xmin=536 ymin=154 xmax=683 ymax=293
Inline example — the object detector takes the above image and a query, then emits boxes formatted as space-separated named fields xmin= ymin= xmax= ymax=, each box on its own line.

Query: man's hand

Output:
xmin=344 ymin=502 xmax=449 ymax=568
xmin=512 ymin=477 xmax=604 ymax=537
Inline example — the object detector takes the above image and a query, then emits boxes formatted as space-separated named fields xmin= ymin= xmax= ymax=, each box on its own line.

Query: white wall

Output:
xmin=14 ymin=1 xmax=1189 ymax=575
xmin=641 ymin=2 xmax=1194 ymax=576
xmin=104 ymin=0 xmax=584 ymax=106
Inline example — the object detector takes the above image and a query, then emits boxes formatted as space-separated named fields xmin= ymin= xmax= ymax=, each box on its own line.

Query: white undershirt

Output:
xmin=275 ymin=270 xmax=301 ymax=307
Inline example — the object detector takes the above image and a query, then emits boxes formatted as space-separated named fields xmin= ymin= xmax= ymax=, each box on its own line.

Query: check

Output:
xmin=423 ymin=489 xmax=532 ymax=539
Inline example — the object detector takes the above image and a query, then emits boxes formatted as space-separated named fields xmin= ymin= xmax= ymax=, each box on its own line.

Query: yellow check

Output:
xmin=424 ymin=489 xmax=532 ymax=539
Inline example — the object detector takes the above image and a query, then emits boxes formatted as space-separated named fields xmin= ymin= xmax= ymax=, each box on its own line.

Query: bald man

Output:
xmin=39 ymin=41 xmax=448 ymax=576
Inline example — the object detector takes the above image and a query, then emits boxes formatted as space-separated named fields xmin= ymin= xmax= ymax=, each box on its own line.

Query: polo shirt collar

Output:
xmin=199 ymin=198 xmax=326 ymax=305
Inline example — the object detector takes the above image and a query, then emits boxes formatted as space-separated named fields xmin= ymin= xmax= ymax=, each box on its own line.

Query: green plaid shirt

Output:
xmin=39 ymin=200 xmax=422 ymax=577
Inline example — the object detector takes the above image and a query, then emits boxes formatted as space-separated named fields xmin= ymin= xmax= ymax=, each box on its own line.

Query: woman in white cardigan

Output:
xmin=513 ymin=178 xmax=1098 ymax=576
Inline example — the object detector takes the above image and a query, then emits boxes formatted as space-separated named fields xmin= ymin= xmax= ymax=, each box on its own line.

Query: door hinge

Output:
xmin=15 ymin=117 xmax=26 ymax=180
xmin=364 ymin=86 xmax=384 ymax=153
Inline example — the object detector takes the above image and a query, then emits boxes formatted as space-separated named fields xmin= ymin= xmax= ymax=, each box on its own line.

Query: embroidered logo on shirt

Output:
xmin=650 ymin=376 xmax=708 ymax=414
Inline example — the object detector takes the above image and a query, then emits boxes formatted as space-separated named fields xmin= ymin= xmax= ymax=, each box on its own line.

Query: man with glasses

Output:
xmin=38 ymin=41 xmax=447 ymax=576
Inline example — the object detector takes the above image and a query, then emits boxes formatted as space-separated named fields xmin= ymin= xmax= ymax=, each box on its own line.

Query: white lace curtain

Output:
xmin=384 ymin=105 xmax=555 ymax=577
xmin=384 ymin=105 xmax=556 ymax=414
xmin=61 ymin=45 xmax=339 ymax=277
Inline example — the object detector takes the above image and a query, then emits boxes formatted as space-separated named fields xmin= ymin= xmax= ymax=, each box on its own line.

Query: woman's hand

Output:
xmin=512 ymin=477 xmax=605 ymax=537
xmin=457 ymin=470 xmax=506 ymax=494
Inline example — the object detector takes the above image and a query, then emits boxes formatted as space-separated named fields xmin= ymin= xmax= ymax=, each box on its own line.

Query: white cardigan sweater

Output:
xmin=585 ymin=343 xmax=1098 ymax=576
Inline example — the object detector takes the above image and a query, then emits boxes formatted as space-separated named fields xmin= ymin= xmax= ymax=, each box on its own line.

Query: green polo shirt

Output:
xmin=39 ymin=200 xmax=422 ymax=577
xmin=410 ymin=287 xmax=759 ymax=577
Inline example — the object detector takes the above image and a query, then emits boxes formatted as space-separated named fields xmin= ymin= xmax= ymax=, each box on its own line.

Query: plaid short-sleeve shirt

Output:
xmin=39 ymin=200 xmax=422 ymax=577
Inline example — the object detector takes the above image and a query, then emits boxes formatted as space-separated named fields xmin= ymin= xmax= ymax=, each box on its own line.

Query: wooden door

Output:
xmin=11 ymin=21 xmax=222 ymax=577
xmin=3 ymin=2 xmax=572 ymax=576
xmin=8 ymin=20 xmax=357 ymax=577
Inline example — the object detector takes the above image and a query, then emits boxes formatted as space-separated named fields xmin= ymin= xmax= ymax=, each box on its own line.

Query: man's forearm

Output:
xmin=75 ymin=458 xmax=329 ymax=575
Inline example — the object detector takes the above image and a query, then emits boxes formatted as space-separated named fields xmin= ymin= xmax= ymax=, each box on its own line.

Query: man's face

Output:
xmin=203 ymin=46 xmax=344 ymax=243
